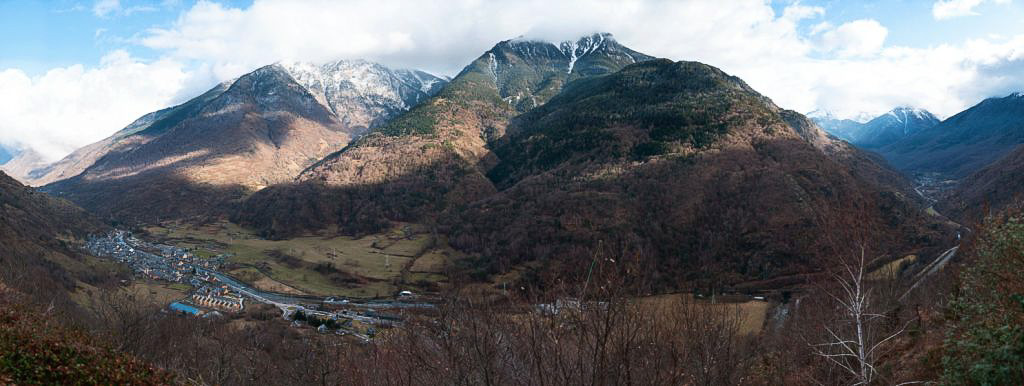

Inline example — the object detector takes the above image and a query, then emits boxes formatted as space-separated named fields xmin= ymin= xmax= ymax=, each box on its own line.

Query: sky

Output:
xmin=2 ymin=0 xmax=1024 ymax=161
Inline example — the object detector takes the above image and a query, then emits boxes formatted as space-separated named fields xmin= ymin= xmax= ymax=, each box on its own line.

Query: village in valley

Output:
xmin=85 ymin=230 xmax=420 ymax=340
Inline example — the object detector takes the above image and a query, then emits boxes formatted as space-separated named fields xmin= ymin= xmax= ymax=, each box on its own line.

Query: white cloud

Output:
xmin=92 ymin=0 xmax=120 ymax=17
xmin=0 ymin=51 xmax=190 ymax=161
xmin=139 ymin=0 xmax=822 ymax=79
xmin=92 ymin=0 xmax=159 ymax=18
xmin=818 ymin=20 xmax=888 ymax=57
xmin=933 ymin=0 xmax=1011 ymax=20
xmin=782 ymin=4 xmax=825 ymax=22
xmin=788 ymin=36 xmax=1024 ymax=120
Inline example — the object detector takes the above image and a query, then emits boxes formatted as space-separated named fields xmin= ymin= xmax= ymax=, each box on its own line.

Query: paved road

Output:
xmin=901 ymin=245 xmax=958 ymax=300
xmin=197 ymin=268 xmax=433 ymax=311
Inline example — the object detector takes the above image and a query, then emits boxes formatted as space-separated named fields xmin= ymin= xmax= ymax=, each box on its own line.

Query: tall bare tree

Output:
xmin=810 ymin=248 xmax=910 ymax=385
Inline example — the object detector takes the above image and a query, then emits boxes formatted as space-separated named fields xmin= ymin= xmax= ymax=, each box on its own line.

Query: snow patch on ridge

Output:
xmin=559 ymin=33 xmax=607 ymax=74
xmin=488 ymin=52 xmax=499 ymax=84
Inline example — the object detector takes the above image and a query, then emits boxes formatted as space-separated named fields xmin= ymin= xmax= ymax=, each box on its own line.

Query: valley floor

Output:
xmin=142 ymin=221 xmax=455 ymax=298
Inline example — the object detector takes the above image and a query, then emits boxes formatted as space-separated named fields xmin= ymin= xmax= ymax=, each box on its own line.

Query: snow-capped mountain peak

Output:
xmin=279 ymin=60 xmax=448 ymax=131
xmin=886 ymin=106 xmax=935 ymax=123
xmin=479 ymin=32 xmax=652 ymax=113
xmin=496 ymin=33 xmax=644 ymax=75
xmin=884 ymin=106 xmax=937 ymax=129
xmin=810 ymin=106 xmax=939 ymax=147
xmin=806 ymin=109 xmax=875 ymax=123
xmin=560 ymin=33 xmax=611 ymax=73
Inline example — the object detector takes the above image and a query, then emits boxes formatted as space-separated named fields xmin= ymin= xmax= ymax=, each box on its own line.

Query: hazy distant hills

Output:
xmin=39 ymin=61 xmax=446 ymax=221
xmin=0 ymin=148 xmax=47 ymax=184
xmin=811 ymin=107 xmax=939 ymax=149
xmin=809 ymin=110 xmax=868 ymax=143
xmin=801 ymin=93 xmax=1024 ymax=223
xmin=879 ymin=93 xmax=1024 ymax=178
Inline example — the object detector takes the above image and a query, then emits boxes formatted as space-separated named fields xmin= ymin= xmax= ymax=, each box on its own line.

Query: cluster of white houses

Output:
xmin=191 ymin=285 xmax=245 ymax=311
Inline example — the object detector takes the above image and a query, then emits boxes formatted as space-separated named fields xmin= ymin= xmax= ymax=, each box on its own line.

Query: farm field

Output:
xmin=868 ymin=254 xmax=918 ymax=280
xmin=638 ymin=293 xmax=771 ymax=335
xmin=143 ymin=221 xmax=454 ymax=298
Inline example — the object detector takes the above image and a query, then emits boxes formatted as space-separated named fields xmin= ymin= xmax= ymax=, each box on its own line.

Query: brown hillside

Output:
xmin=45 ymin=65 xmax=353 ymax=222
xmin=442 ymin=59 xmax=952 ymax=290
xmin=939 ymin=143 xmax=1024 ymax=222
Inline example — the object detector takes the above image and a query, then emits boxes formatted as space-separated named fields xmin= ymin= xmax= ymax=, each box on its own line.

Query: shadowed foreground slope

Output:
xmin=0 ymin=289 xmax=171 ymax=385
xmin=0 ymin=171 xmax=169 ymax=383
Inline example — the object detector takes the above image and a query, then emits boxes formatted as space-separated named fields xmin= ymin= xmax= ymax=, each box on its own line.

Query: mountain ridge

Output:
xmin=444 ymin=59 xmax=951 ymax=289
xmin=43 ymin=60 xmax=445 ymax=221
xmin=811 ymin=107 xmax=939 ymax=149
xmin=878 ymin=93 xmax=1024 ymax=177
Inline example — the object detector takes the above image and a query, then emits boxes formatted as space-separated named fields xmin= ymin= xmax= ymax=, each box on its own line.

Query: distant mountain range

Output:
xmin=931 ymin=95 xmax=1024 ymax=221
xmin=811 ymin=107 xmax=940 ymax=149
xmin=808 ymin=92 xmax=1024 ymax=223
xmin=0 ymin=148 xmax=48 ymax=184
xmin=809 ymin=110 xmax=866 ymax=143
xmin=878 ymin=93 xmax=1024 ymax=178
